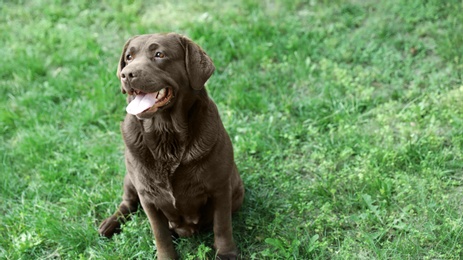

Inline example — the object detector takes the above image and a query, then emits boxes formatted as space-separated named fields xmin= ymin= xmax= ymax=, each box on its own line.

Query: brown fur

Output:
xmin=99 ymin=33 xmax=244 ymax=259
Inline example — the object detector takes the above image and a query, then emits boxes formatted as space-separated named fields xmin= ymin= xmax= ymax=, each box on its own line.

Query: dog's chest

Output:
xmin=132 ymin=158 xmax=208 ymax=215
xmin=122 ymin=117 xmax=209 ymax=213
xmin=130 ymin=136 xmax=181 ymax=189
xmin=123 ymin=119 xmax=187 ymax=200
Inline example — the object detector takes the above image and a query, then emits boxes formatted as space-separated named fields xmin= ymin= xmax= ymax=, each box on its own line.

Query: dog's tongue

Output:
xmin=126 ymin=93 xmax=157 ymax=115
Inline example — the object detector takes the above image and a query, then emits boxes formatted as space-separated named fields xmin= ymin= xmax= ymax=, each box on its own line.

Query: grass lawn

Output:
xmin=1 ymin=0 xmax=463 ymax=259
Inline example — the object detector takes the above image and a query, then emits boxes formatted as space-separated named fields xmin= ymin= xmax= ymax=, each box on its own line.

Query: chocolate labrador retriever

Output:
xmin=98 ymin=33 xmax=244 ymax=259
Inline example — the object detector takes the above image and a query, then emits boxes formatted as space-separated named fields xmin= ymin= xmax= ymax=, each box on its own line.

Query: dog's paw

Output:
xmin=98 ymin=216 xmax=121 ymax=238
xmin=157 ymin=251 xmax=179 ymax=260
xmin=216 ymin=252 xmax=239 ymax=260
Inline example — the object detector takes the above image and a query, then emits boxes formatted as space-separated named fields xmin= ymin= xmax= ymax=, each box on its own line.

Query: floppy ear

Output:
xmin=116 ymin=36 xmax=138 ymax=94
xmin=182 ymin=36 xmax=215 ymax=90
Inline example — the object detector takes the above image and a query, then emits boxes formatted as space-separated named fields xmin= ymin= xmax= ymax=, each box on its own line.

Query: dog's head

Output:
xmin=117 ymin=33 xmax=215 ymax=119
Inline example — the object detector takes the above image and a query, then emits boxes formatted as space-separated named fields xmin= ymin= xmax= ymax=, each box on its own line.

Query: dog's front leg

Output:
xmin=140 ymin=198 xmax=178 ymax=260
xmin=212 ymin=184 xmax=238 ymax=259
xmin=99 ymin=174 xmax=140 ymax=238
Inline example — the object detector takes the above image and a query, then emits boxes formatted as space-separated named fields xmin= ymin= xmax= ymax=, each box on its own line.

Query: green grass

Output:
xmin=1 ymin=0 xmax=463 ymax=259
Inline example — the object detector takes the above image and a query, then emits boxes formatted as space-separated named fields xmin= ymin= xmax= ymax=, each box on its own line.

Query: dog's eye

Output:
xmin=126 ymin=54 xmax=133 ymax=61
xmin=155 ymin=52 xmax=165 ymax=58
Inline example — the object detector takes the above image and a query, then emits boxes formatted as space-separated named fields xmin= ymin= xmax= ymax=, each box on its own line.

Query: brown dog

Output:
xmin=98 ymin=33 xmax=244 ymax=259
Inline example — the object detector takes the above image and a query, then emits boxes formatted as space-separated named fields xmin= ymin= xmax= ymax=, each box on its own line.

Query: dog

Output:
xmin=98 ymin=33 xmax=244 ymax=260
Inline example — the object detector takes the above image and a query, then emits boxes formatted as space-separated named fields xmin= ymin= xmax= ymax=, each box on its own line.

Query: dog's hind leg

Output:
xmin=99 ymin=174 xmax=140 ymax=238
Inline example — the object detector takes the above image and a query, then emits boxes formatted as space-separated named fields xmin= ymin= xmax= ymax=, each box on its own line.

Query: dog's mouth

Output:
xmin=126 ymin=87 xmax=173 ymax=115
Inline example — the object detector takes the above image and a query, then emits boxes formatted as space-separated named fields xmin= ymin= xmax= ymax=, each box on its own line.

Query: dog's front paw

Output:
xmin=215 ymin=254 xmax=240 ymax=260
xmin=216 ymin=252 xmax=239 ymax=260
xmin=98 ymin=215 xmax=121 ymax=238
xmin=157 ymin=251 xmax=179 ymax=260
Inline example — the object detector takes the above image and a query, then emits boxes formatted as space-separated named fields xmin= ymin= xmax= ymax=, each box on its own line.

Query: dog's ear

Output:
xmin=117 ymin=36 xmax=138 ymax=94
xmin=182 ymin=36 xmax=215 ymax=90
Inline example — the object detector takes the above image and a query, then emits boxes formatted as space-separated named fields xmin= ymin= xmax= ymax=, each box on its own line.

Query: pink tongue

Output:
xmin=126 ymin=93 xmax=157 ymax=115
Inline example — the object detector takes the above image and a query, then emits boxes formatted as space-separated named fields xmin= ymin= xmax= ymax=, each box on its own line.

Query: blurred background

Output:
xmin=1 ymin=0 xmax=463 ymax=259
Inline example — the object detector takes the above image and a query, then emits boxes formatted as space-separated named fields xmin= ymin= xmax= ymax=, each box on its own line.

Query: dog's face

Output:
xmin=117 ymin=33 xmax=215 ymax=119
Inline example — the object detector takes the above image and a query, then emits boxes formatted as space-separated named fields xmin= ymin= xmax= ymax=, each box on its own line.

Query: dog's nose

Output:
xmin=120 ymin=70 xmax=137 ymax=82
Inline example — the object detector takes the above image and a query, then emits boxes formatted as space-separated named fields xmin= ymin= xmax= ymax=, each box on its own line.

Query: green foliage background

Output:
xmin=1 ymin=0 xmax=463 ymax=259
